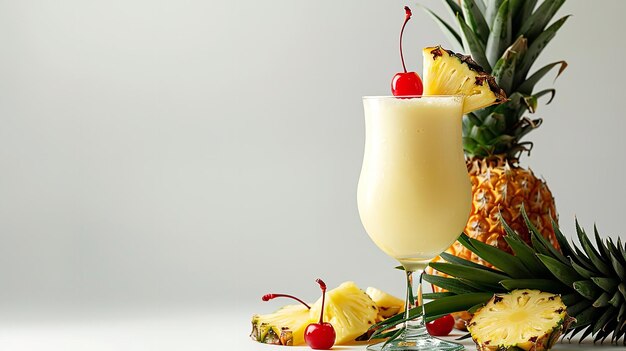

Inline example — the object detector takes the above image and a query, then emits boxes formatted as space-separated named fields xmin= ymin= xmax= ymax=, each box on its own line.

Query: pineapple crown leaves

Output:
xmin=426 ymin=0 xmax=570 ymax=159
xmin=370 ymin=208 xmax=626 ymax=345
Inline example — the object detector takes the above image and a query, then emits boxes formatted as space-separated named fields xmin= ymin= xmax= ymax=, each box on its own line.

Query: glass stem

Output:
xmin=404 ymin=269 xmax=428 ymax=339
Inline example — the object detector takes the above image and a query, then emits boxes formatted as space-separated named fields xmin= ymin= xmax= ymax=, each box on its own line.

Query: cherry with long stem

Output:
xmin=391 ymin=6 xmax=423 ymax=97
xmin=262 ymin=279 xmax=335 ymax=350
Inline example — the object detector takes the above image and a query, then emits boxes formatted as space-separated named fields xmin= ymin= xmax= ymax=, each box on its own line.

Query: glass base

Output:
xmin=366 ymin=335 xmax=464 ymax=351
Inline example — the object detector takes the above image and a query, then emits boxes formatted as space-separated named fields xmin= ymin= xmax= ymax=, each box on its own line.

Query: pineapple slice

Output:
xmin=250 ymin=304 xmax=312 ymax=345
xmin=422 ymin=46 xmax=506 ymax=114
xmin=366 ymin=287 xmax=404 ymax=318
xmin=310 ymin=281 xmax=379 ymax=344
xmin=467 ymin=290 xmax=574 ymax=351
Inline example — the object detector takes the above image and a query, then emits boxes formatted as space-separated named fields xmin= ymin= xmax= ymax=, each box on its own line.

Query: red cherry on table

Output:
xmin=392 ymin=72 xmax=423 ymax=96
xmin=426 ymin=314 xmax=455 ymax=336
xmin=392 ymin=6 xmax=423 ymax=97
xmin=304 ymin=279 xmax=336 ymax=349
xmin=305 ymin=322 xmax=336 ymax=350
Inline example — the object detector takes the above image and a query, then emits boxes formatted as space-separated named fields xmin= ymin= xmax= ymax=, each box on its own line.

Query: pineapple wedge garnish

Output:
xmin=310 ymin=281 xmax=379 ymax=345
xmin=423 ymin=46 xmax=506 ymax=114
xmin=467 ymin=290 xmax=574 ymax=351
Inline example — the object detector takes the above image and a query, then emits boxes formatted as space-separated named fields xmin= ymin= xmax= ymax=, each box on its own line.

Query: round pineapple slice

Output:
xmin=422 ymin=46 xmax=506 ymax=114
xmin=467 ymin=290 xmax=574 ymax=351
xmin=310 ymin=281 xmax=379 ymax=344
xmin=366 ymin=286 xmax=405 ymax=319
xmin=250 ymin=304 xmax=313 ymax=346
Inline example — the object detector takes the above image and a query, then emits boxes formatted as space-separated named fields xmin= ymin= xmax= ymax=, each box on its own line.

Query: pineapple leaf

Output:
xmin=502 ymin=221 xmax=549 ymax=274
xmin=423 ymin=292 xmax=456 ymax=299
xmin=593 ymin=306 xmax=617 ymax=334
xmin=430 ymin=262 xmax=510 ymax=286
xmin=474 ymin=0 xmax=486 ymax=13
xmin=423 ymin=292 xmax=493 ymax=319
xmin=561 ymin=292 xmax=584 ymax=306
xmin=521 ymin=205 xmax=569 ymax=264
xmin=442 ymin=0 xmax=464 ymax=20
xmin=552 ymin=216 xmax=575 ymax=257
xmin=593 ymin=292 xmax=611 ymax=308
xmin=574 ymin=280 xmax=602 ymax=301
xmin=380 ymin=328 xmax=403 ymax=347
xmin=480 ymin=113 xmax=507 ymax=136
xmin=422 ymin=7 xmax=464 ymax=52
xmin=594 ymin=225 xmax=612 ymax=259
xmin=485 ymin=0 xmax=511 ymax=67
xmin=499 ymin=278 xmax=567 ymax=293
xmin=517 ymin=0 xmax=538 ymax=29
xmin=455 ymin=13 xmax=491 ymax=70
xmin=517 ymin=0 xmax=566 ymax=41
xmin=423 ymin=274 xmax=480 ymax=294
xmin=485 ymin=0 xmax=504 ymax=29
xmin=467 ymin=303 xmax=484 ymax=314
xmin=576 ymin=219 xmax=612 ymax=276
xmin=608 ymin=290 xmax=623 ymax=308
xmin=570 ymin=259 xmax=595 ymax=279
xmin=459 ymin=277 xmax=507 ymax=292
xmin=571 ymin=241 xmax=598 ymax=273
xmin=610 ymin=252 xmax=626 ymax=282
xmin=439 ymin=252 xmax=503 ymax=274
xmin=533 ymin=88 xmax=556 ymax=105
xmin=537 ymin=253 xmax=582 ymax=286
xmin=620 ymin=283 xmax=626 ymax=300
xmin=567 ymin=298 xmax=593 ymax=317
xmin=579 ymin=324 xmax=595 ymax=343
xmin=461 ymin=0 xmax=490 ymax=44
xmin=516 ymin=15 xmax=570 ymax=84
xmin=458 ymin=233 xmax=532 ymax=278
xmin=491 ymin=45 xmax=518 ymax=94
xmin=591 ymin=277 xmax=620 ymax=293
xmin=518 ymin=61 xmax=567 ymax=95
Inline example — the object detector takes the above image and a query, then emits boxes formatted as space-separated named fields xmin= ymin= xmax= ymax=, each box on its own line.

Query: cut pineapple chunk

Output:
xmin=250 ymin=304 xmax=312 ymax=345
xmin=366 ymin=287 xmax=404 ymax=318
xmin=467 ymin=290 xmax=574 ymax=351
xmin=422 ymin=46 xmax=506 ymax=114
xmin=310 ymin=281 xmax=379 ymax=344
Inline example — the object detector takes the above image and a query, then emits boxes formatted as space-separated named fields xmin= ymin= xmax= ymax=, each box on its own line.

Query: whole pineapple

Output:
xmin=426 ymin=0 xmax=568 ymax=264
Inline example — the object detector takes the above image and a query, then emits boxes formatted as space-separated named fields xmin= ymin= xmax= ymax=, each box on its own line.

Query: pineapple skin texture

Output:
xmin=436 ymin=157 xmax=558 ymax=270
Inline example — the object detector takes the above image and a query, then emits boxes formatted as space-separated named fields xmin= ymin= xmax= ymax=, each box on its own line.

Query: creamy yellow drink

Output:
xmin=357 ymin=96 xmax=471 ymax=270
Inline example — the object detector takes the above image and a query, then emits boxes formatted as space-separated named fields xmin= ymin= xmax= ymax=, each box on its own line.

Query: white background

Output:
xmin=0 ymin=0 xmax=625 ymax=343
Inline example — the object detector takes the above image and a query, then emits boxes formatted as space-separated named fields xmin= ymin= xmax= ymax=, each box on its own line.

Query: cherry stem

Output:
xmin=262 ymin=293 xmax=311 ymax=309
xmin=316 ymin=278 xmax=327 ymax=324
xmin=399 ymin=6 xmax=412 ymax=74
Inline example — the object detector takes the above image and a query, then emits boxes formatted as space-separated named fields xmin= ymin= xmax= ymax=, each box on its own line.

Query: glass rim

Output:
xmin=362 ymin=95 xmax=463 ymax=99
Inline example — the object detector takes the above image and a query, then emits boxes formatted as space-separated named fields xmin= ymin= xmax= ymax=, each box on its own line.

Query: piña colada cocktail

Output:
xmin=358 ymin=96 xmax=471 ymax=272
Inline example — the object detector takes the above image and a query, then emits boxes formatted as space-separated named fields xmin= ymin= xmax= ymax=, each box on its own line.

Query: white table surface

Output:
xmin=0 ymin=307 xmax=621 ymax=351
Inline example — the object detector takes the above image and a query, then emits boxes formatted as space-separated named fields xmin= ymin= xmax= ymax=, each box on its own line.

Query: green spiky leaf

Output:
xmin=455 ymin=13 xmax=491 ymax=70
xmin=485 ymin=0 xmax=511 ymax=67
xmin=461 ymin=0 xmax=490 ymax=44
xmin=517 ymin=0 xmax=566 ymax=40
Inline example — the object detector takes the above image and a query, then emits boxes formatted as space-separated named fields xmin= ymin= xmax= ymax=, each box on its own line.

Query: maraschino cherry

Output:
xmin=426 ymin=314 xmax=455 ymax=336
xmin=304 ymin=279 xmax=336 ymax=349
xmin=262 ymin=278 xmax=336 ymax=350
xmin=391 ymin=6 xmax=423 ymax=97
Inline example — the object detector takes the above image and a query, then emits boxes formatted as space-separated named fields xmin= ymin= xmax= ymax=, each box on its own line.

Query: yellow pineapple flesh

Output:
xmin=467 ymin=290 xmax=574 ymax=351
xmin=309 ymin=281 xmax=379 ymax=345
